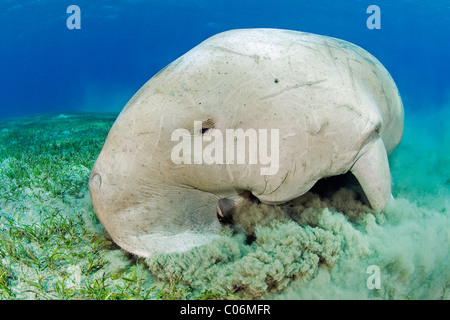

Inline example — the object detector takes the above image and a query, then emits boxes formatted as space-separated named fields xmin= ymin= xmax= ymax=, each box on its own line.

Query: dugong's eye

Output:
xmin=201 ymin=127 xmax=210 ymax=134
xmin=201 ymin=118 xmax=216 ymax=134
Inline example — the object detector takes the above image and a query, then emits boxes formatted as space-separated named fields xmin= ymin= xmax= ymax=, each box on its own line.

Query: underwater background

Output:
xmin=0 ymin=0 xmax=449 ymax=299
xmin=1 ymin=0 xmax=449 ymax=119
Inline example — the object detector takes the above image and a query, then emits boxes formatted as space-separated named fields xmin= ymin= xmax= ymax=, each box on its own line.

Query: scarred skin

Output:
xmin=89 ymin=29 xmax=403 ymax=257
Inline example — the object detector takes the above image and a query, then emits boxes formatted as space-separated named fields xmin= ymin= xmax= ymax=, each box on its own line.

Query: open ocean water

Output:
xmin=0 ymin=0 xmax=449 ymax=301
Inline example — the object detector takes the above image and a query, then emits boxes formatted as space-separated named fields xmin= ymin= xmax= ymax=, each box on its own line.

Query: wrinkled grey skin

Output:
xmin=89 ymin=29 xmax=404 ymax=257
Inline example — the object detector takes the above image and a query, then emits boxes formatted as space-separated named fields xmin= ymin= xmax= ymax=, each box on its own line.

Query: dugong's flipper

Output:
xmin=351 ymin=135 xmax=391 ymax=211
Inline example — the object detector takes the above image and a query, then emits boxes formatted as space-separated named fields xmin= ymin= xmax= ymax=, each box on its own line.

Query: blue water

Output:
xmin=0 ymin=0 xmax=449 ymax=119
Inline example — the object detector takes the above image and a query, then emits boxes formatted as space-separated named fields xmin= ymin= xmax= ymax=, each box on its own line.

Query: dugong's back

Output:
xmin=180 ymin=29 xmax=403 ymax=152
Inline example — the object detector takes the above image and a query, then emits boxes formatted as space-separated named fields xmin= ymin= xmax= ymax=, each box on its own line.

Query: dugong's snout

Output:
xmin=89 ymin=154 xmax=224 ymax=256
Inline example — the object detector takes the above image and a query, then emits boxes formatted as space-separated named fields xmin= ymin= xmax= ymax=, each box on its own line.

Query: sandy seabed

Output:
xmin=0 ymin=107 xmax=449 ymax=300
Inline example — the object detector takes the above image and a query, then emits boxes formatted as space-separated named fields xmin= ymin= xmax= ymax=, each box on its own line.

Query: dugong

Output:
xmin=89 ymin=29 xmax=403 ymax=257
